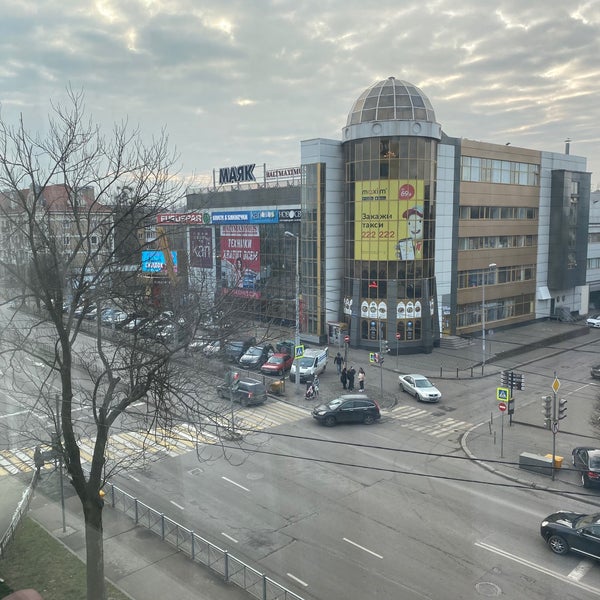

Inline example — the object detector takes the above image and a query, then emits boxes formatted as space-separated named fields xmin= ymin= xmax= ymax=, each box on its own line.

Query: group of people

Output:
xmin=333 ymin=353 xmax=366 ymax=392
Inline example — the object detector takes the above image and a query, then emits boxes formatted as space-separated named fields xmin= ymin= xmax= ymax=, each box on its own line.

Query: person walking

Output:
xmin=358 ymin=367 xmax=365 ymax=392
xmin=340 ymin=366 xmax=348 ymax=390
xmin=347 ymin=365 xmax=356 ymax=391
xmin=334 ymin=352 xmax=343 ymax=375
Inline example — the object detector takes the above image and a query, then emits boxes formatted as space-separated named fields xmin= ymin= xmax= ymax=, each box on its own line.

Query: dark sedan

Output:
xmin=541 ymin=511 xmax=600 ymax=558
xmin=312 ymin=394 xmax=380 ymax=427
xmin=572 ymin=447 xmax=600 ymax=487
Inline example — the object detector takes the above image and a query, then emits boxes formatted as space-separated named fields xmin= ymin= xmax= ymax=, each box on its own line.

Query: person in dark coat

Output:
xmin=340 ymin=366 xmax=348 ymax=390
xmin=347 ymin=366 xmax=356 ymax=391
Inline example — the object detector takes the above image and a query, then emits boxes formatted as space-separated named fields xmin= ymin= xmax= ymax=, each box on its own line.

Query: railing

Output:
xmin=106 ymin=481 xmax=305 ymax=600
xmin=0 ymin=471 xmax=37 ymax=559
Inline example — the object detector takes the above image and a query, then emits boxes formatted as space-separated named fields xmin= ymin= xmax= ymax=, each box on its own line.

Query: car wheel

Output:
xmin=582 ymin=473 xmax=591 ymax=488
xmin=547 ymin=534 xmax=569 ymax=555
xmin=241 ymin=397 xmax=248 ymax=407
xmin=278 ymin=369 xmax=283 ymax=376
xmin=324 ymin=415 xmax=336 ymax=427
xmin=364 ymin=414 xmax=375 ymax=425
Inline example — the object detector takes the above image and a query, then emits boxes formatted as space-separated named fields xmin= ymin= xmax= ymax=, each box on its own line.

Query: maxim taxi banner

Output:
xmin=354 ymin=180 xmax=425 ymax=261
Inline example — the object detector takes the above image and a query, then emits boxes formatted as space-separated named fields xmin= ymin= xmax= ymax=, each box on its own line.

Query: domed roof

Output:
xmin=346 ymin=77 xmax=436 ymax=126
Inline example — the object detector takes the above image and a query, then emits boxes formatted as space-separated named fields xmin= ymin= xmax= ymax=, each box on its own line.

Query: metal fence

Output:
xmin=0 ymin=471 xmax=37 ymax=559
xmin=106 ymin=481 xmax=305 ymax=600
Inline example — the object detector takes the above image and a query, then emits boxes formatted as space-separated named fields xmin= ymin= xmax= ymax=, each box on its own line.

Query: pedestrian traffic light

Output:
xmin=558 ymin=398 xmax=567 ymax=420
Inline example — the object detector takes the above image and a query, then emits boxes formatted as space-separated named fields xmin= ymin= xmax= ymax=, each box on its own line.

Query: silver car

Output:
xmin=398 ymin=374 xmax=442 ymax=402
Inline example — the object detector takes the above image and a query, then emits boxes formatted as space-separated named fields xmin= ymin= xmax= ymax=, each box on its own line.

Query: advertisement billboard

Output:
xmin=141 ymin=250 xmax=178 ymax=274
xmin=220 ymin=224 xmax=261 ymax=299
xmin=189 ymin=227 xmax=213 ymax=269
xmin=354 ymin=180 xmax=425 ymax=260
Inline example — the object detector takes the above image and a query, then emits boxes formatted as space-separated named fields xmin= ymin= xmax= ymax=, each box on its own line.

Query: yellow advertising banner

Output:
xmin=354 ymin=180 xmax=425 ymax=260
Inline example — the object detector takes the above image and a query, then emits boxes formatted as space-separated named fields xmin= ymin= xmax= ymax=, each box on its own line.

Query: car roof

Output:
xmin=404 ymin=373 xmax=429 ymax=379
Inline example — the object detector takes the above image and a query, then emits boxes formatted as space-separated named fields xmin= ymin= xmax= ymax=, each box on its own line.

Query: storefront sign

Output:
xmin=219 ymin=163 xmax=256 ymax=184
xmin=157 ymin=212 xmax=210 ymax=225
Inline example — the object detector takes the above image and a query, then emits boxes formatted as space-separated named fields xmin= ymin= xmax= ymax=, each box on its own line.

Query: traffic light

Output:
xmin=383 ymin=340 xmax=390 ymax=353
xmin=558 ymin=398 xmax=567 ymax=420
xmin=542 ymin=396 xmax=552 ymax=428
xmin=500 ymin=370 xmax=511 ymax=386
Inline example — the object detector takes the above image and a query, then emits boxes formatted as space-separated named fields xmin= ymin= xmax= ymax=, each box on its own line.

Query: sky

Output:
xmin=1 ymin=0 xmax=599 ymax=191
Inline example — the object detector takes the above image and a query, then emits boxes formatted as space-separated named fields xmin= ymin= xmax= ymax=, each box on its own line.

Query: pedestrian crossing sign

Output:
xmin=295 ymin=345 xmax=304 ymax=358
xmin=496 ymin=387 xmax=509 ymax=401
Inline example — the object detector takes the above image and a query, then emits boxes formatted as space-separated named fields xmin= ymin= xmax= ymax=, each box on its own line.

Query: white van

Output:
xmin=290 ymin=348 xmax=328 ymax=383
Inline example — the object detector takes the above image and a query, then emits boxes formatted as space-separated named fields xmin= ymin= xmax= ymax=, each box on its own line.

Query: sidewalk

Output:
xmin=1 ymin=318 xmax=598 ymax=599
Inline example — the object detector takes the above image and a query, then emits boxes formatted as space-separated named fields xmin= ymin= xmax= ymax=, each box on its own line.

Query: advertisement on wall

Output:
xmin=220 ymin=224 xmax=261 ymax=299
xmin=189 ymin=227 xmax=213 ymax=269
xmin=141 ymin=250 xmax=178 ymax=274
xmin=354 ymin=180 xmax=425 ymax=260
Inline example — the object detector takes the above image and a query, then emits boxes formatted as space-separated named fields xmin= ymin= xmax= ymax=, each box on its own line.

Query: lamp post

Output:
xmin=482 ymin=262 xmax=497 ymax=372
xmin=285 ymin=231 xmax=300 ymax=394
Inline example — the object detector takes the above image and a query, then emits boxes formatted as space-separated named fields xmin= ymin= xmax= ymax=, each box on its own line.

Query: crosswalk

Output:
xmin=388 ymin=404 xmax=474 ymax=438
xmin=0 ymin=402 xmax=473 ymax=477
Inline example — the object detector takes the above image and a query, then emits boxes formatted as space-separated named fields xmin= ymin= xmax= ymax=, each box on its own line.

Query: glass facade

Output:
xmin=343 ymin=136 xmax=438 ymax=350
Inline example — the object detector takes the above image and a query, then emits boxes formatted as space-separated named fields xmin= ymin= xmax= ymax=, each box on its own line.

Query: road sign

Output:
xmin=496 ymin=387 xmax=509 ymax=401
xmin=498 ymin=401 xmax=507 ymax=412
xmin=294 ymin=345 xmax=304 ymax=358
xmin=552 ymin=420 xmax=559 ymax=434
xmin=552 ymin=378 xmax=560 ymax=393
xmin=395 ymin=332 xmax=401 ymax=340
xmin=344 ymin=335 xmax=350 ymax=344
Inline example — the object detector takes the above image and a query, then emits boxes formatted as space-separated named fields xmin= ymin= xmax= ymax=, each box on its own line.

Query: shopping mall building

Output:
xmin=183 ymin=77 xmax=591 ymax=355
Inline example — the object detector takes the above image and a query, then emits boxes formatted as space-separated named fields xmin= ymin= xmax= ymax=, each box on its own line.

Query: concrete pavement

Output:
xmin=2 ymin=318 xmax=600 ymax=599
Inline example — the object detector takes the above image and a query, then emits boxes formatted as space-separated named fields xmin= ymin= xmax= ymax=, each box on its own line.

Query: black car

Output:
xmin=591 ymin=364 xmax=600 ymax=379
xmin=541 ymin=511 xmax=600 ymax=558
xmin=216 ymin=377 xmax=267 ymax=407
xmin=312 ymin=394 xmax=380 ymax=427
xmin=572 ymin=447 xmax=600 ymax=487
xmin=225 ymin=337 xmax=257 ymax=363
xmin=239 ymin=344 xmax=275 ymax=369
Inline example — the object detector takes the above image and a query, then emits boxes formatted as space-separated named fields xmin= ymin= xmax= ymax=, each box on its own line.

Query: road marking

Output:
xmin=569 ymin=560 xmax=594 ymax=581
xmin=287 ymin=573 xmax=308 ymax=587
xmin=475 ymin=541 xmax=600 ymax=596
xmin=127 ymin=474 xmax=140 ymax=482
xmin=221 ymin=532 xmax=238 ymax=543
xmin=343 ymin=537 xmax=383 ymax=559
xmin=170 ymin=500 xmax=184 ymax=510
xmin=222 ymin=476 xmax=250 ymax=492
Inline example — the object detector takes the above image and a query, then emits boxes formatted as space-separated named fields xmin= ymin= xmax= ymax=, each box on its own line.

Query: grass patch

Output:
xmin=0 ymin=517 xmax=130 ymax=600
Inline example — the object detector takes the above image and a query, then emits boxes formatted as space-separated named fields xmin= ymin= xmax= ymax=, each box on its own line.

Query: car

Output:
xmin=225 ymin=337 xmax=257 ymax=362
xmin=239 ymin=344 xmax=275 ymax=369
xmin=202 ymin=340 xmax=221 ymax=356
xmin=312 ymin=394 xmax=380 ymax=427
xmin=572 ymin=447 xmax=600 ymax=487
xmin=260 ymin=352 xmax=293 ymax=376
xmin=591 ymin=364 xmax=600 ymax=379
xmin=587 ymin=315 xmax=600 ymax=327
xmin=540 ymin=511 xmax=600 ymax=558
xmin=276 ymin=340 xmax=296 ymax=354
xmin=216 ymin=377 xmax=267 ymax=407
xmin=187 ymin=335 xmax=209 ymax=353
xmin=398 ymin=374 xmax=442 ymax=402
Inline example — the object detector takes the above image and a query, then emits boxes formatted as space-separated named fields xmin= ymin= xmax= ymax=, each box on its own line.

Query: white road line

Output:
xmin=475 ymin=541 xmax=600 ymax=596
xmin=569 ymin=560 xmax=594 ymax=581
xmin=221 ymin=476 xmax=250 ymax=492
xmin=127 ymin=474 xmax=140 ymax=482
xmin=342 ymin=537 xmax=383 ymax=559
xmin=287 ymin=573 xmax=308 ymax=587
xmin=170 ymin=500 xmax=184 ymax=510
xmin=221 ymin=532 xmax=238 ymax=543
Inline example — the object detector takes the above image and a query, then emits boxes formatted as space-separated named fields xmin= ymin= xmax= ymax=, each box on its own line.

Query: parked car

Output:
xmin=587 ymin=314 xmax=600 ymax=327
xmin=202 ymin=340 xmax=221 ymax=357
xmin=216 ymin=377 xmax=267 ymax=407
xmin=260 ymin=352 xmax=293 ymax=376
xmin=591 ymin=364 xmax=600 ymax=379
xmin=239 ymin=344 xmax=275 ymax=369
xmin=312 ymin=394 xmax=380 ymax=427
xmin=225 ymin=337 xmax=257 ymax=362
xmin=540 ymin=511 xmax=600 ymax=558
xmin=188 ymin=335 xmax=209 ymax=352
xmin=572 ymin=447 xmax=600 ymax=487
xmin=276 ymin=340 xmax=296 ymax=354
xmin=398 ymin=374 xmax=442 ymax=402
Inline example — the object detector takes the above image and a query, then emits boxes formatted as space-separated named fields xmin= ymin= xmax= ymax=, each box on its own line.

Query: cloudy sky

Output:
xmin=1 ymin=0 xmax=599 ymax=189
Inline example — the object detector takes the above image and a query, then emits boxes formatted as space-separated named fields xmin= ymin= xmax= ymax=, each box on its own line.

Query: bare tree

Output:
xmin=0 ymin=89 xmax=256 ymax=600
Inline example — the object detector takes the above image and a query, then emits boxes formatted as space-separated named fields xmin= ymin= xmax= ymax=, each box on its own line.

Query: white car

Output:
xmin=399 ymin=374 xmax=442 ymax=402
xmin=587 ymin=315 xmax=600 ymax=328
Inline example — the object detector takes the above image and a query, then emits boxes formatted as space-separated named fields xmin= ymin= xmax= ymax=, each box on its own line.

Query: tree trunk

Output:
xmin=83 ymin=497 xmax=105 ymax=600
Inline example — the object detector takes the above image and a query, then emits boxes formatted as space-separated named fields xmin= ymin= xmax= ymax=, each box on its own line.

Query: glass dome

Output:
xmin=346 ymin=77 xmax=436 ymax=126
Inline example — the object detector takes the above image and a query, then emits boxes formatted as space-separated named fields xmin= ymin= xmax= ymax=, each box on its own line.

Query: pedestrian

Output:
xmin=358 ymin=367 xmax=365 ymax=391
xmin=340 ymin=366 xmax=348 ymax=390
xmin=334 ymin=352 xmax=343 ymax=375
xmin=347 ymin=365 xmax=356 ymax=391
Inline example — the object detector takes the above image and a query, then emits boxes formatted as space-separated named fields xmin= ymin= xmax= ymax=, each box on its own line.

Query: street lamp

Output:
xmin=482 ymin=262 xmax=497 ymax=371
xmin=285 ymin=231 xmax=300 ymax=394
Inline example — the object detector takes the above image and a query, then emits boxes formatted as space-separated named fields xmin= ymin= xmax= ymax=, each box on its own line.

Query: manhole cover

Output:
xmin=475 ymin=581 xmax=501 ymax=597
xmin=247 ymin=472 xmax=264 ymax=481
